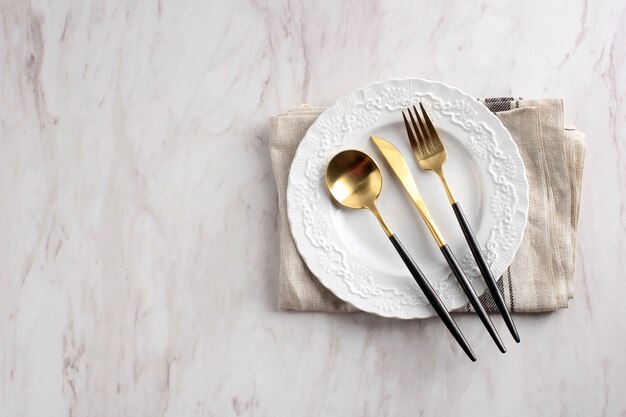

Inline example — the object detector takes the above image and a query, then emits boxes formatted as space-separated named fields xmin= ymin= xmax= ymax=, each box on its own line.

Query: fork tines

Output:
xmin=402 ymin=103 xmax=443 ymax=157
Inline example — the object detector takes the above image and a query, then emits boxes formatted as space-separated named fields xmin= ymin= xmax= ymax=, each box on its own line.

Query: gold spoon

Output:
xmin=325 ymin=150 xmax=476 ymax=361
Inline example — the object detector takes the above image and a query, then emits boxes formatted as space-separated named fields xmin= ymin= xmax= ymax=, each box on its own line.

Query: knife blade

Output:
xmin=370 ymin=135 xmax=445 ymax=247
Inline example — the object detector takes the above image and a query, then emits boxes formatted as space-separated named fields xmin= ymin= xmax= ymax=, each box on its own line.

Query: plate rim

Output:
xmin=286 ymin=77 xmax=529 ymax=319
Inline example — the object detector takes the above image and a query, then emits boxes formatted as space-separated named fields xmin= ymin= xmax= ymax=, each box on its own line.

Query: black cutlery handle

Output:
xmin=389 ymin=234 xmax=476 ymax=362
xmin=440 ymin=244 xmax=507 ymax=353
xmin=452 ymin=202 xmax=520 ymax=343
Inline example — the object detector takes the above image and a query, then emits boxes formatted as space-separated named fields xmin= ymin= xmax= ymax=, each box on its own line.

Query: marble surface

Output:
xmin=1 ymin=0 xmax=625 ymax=415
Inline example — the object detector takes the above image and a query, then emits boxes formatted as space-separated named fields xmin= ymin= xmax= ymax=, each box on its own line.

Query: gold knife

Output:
xmin=371 ymin=135 xmax=507 ymax=353
xmin=370 ymin=135 xmax=445 ymax=247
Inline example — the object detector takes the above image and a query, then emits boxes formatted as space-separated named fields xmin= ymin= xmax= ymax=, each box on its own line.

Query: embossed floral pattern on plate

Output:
xmin=287 ymin=79 xmax=529 ymax=319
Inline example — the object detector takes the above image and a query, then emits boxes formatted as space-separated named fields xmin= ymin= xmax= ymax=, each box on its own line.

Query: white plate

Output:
xmin=287 ymin=79 xmax=529 ymax=319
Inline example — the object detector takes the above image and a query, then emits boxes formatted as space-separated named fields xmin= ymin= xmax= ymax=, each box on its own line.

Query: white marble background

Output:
xmin=1 ymin=0 xmax=625 ymax=415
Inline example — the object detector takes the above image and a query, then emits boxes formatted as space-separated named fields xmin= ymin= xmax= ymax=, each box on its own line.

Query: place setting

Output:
xmin=270 ymin=78 xmax=585 ymax=361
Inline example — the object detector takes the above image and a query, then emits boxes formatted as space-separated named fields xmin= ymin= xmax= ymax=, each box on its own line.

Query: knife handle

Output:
xmin=440 ymin=244 xmax=506 ymax=353
xmin=388 ymin=234 xmax=476 ymax=362
xmin=451 ymin=202 xmax=520 ymax=343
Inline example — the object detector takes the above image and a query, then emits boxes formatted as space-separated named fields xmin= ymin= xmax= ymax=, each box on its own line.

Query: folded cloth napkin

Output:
xmin=269 ymin=98 xmax=585 ymax=314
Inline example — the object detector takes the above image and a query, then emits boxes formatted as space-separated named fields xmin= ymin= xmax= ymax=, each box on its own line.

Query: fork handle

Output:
xmin=440 ymin=244 xmax=506 ymax=353
xmin=388 ymin=234 xmax=476 ymax=362
xmin=451 ymin=202 xmax=520 ymax=343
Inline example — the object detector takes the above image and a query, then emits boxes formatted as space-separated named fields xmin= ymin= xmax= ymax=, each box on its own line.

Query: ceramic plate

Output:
xmin=286 ymin=79 xmax=529 ymax=318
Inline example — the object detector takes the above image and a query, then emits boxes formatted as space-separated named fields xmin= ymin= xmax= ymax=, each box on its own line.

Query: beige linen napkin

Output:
xmin=270 ymin=99 xmax=585 ymax=314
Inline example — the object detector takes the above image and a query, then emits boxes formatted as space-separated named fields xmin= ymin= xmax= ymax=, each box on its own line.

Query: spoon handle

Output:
xmin=388 ymin=234 xmax=476 ymax=362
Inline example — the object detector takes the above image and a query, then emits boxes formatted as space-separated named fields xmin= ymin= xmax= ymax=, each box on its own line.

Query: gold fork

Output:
xmin=403 ymin=103 xmax=520 ymax=344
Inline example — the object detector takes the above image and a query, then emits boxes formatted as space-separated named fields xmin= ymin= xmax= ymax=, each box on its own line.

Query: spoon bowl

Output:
xmin=325 ymin=150 xmax=383 ymax=210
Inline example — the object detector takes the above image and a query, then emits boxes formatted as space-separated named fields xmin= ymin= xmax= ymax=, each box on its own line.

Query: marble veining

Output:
xmin=1 ymin=0 xmax=625 ymax=416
